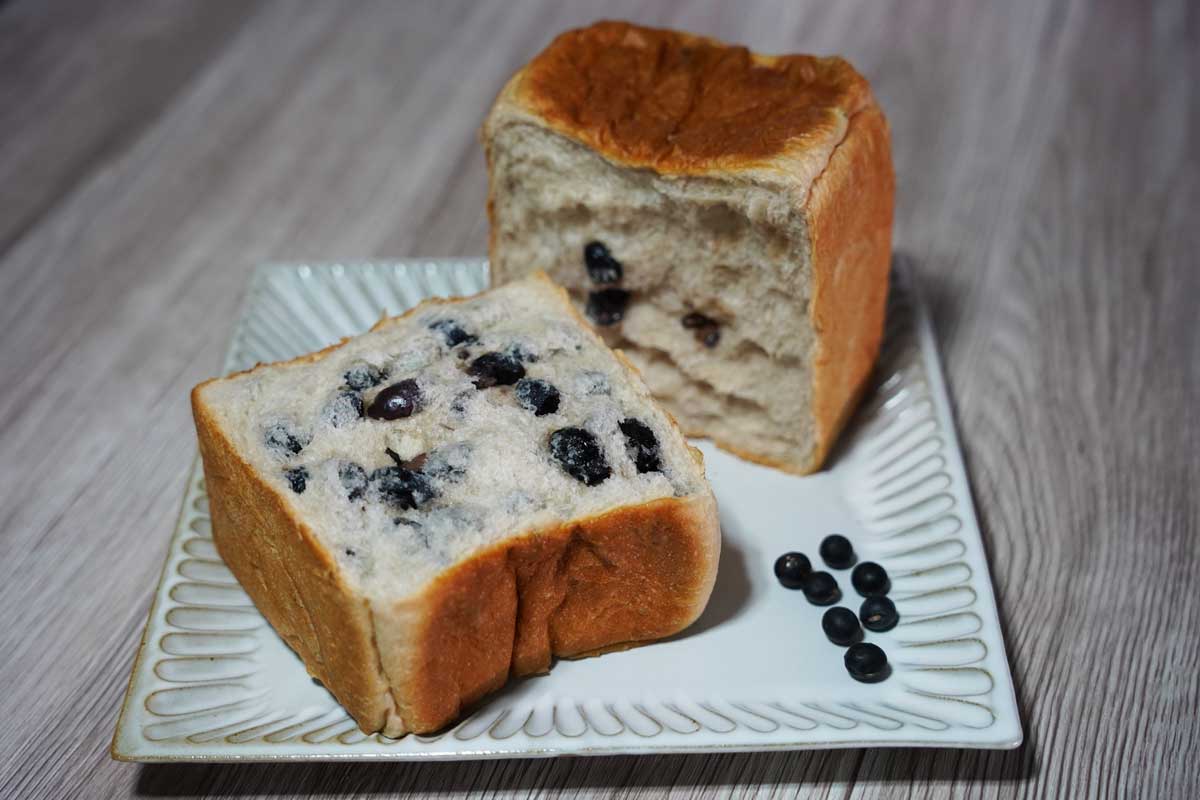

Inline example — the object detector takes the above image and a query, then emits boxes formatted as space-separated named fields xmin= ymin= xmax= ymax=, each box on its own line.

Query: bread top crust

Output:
xmin=499 ymin=20 xmax=874 ymax=181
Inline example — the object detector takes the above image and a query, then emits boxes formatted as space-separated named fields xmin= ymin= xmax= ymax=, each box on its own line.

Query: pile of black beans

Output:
xmin=774 ymin=535 xmax=898 ymax=683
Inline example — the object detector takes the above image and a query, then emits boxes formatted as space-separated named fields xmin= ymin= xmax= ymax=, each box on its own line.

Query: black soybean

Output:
xmin=819 ymin=534 xmax=856 ymax=569
xmin=343 ymin=361 xmax=387 ymax=391
xmin=822 ymin=607 xmax=862 ymax=646
xmin=681 ymin=312 xmax=721 ymax=348
xmin=584 ymin=241 xmax=623 ymax=284
xmin=773 ymin=552 xmax=811 ymax=589
xmin=467 ymin=352 xmax=525 ymax=388
xmin=859 ymin=596 xmax=899 ymax=632
xmin=428 ymin=318 xmax=477 ymax=347
xmin=803 ymin=571 xmax=841 ymax=605
xmin=515 ymin=378 xmax=560 ymax=416
xmin=284 ymin=467 xmax=308 ymax=494
xmin=618 ymin=418 xmax=661 ymax=473
xmin=844 ymin=642 xmax=890 ymax=683
xmin=264 ymin=421 xmax=308 ymax=457
xmin=586 ymin=289 xmax=630 ymax=326
xmin=367 ymin=379 xmax=423 ymax=420
xmin=370 ymin=466 xmax=436 ymax=511
xmin=851 ymin=561 xmax=890 ymax=596
xmin=548 ymin=427 xmax=611 ymax=486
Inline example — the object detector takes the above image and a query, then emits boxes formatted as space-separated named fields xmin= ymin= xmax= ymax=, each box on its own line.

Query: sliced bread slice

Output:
xmin=191 ymin=272 xmax=719 ymax=736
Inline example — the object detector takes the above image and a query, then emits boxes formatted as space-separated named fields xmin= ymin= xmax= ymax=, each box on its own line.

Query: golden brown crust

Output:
xmin=509 ymin=20 xmax=870 ymax=175
xmin=385 ymin=493 xmax=719 ymax=733
xmin=191 ymin=275 xmax=720 ymax=736
xmin=192 ymin=387 xmax=399 ymax=733
xmin=804 ymin=105 xmax=894 ymax=472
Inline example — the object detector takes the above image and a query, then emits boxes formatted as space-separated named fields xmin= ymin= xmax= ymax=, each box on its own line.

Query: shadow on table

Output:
xmin=135 ymin=739 xmax=1037 ymax=796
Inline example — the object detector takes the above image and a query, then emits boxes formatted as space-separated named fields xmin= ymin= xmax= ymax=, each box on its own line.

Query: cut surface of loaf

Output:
xmin=484 ymin=21 xmax=894 ymax=474
xmin=192 ymin=273 xmax=719 ymax=736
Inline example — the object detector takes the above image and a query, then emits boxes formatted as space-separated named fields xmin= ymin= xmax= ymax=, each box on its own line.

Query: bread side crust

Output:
xmin=803 ymin=104 xmax=894 ymax=473
xmin=191 ymin=274 xmax=721 ymax=735
xmin=374 ymin=491 xmax=719 ymax=734
xmin=192 ymin=386 xmax=401 ymax=733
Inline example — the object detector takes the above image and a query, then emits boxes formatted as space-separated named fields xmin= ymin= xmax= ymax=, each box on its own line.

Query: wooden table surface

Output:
xmin=2 ymin=0 xmax=1197 ymax=797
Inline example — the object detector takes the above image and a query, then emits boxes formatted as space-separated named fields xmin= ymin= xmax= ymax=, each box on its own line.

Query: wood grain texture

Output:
xmin=0 ymin=0 xmax=1196 ymax=797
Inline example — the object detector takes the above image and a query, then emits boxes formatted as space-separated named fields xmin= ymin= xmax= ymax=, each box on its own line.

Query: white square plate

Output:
xmin=113 ymin=260 xmax=1021 ymax=761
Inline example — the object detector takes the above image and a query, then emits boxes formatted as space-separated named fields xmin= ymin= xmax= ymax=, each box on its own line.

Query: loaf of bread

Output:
xmin=191 ymin=273 xmax=720 ymax=736
xmin=484 ymin=21 xmax=894 ymax=474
